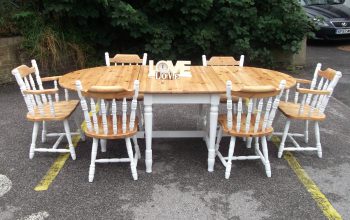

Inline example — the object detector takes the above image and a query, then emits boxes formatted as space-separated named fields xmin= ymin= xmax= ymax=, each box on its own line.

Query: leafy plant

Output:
xmin=2 ymin=0 xmax=313 ymax=69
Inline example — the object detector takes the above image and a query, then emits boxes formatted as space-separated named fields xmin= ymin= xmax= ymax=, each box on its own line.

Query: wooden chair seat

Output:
xmin=278 ymin=101 xmax=326 ymax=121
xmin=26 ymin=100 xmax=79 ymax=122
xmin=218 ymin=114 xmax=273 ymax=138
xmin=84 ymin=115 xmax=138 ymax=139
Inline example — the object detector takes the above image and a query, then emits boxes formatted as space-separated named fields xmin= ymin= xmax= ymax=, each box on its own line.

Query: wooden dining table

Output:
xmin=59 ymin=65 xmax=296 ymax=173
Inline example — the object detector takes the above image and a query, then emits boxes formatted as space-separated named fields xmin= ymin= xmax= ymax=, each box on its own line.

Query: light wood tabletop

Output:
xmin=138 ymin=66 xmax=296 ymax=93
xmin=59 ymin=65 xmax=296 ymax=93
xmin=59 ymin=65 xmax=141 ymax=92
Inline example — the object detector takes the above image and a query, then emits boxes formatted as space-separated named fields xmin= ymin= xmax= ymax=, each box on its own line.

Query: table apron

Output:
xmin=143 ymin=93 xmax=220 ymax=104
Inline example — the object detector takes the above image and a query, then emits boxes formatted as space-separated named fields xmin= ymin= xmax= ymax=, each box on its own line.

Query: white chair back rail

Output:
xmin=225 ymin=80 xmax=286 ymax=134
xmin=75 ymin=80 xmax=140 ymax=136
xmin=202 ymin=55 xmax=244 ymax=67
xmin=105 ymin=52 xmax=147 ymax=66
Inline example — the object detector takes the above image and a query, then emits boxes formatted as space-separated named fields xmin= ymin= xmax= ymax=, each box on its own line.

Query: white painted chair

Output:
xmin=103 ymin=52 xmax=147 ymax=153
xmin=75 ymin=80 xmax=141 ymax=182
xmin=12 ymin=60 xmax=83 ymax=160
xmin=104 ymin=52 xmax=147 ymax=66
xmin=215 ymin=80 xmax=286 ymax=179
xmin=202 ymin=55 xmax=244 ymax=67
xmin=275 ymin=66 xmax=342 ymax=158
xmin=200 ymin=55 xmax=245 ymax=138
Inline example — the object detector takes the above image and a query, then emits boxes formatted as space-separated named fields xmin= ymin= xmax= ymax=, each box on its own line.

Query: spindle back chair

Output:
xmin=104 ymin=52 xmax=147 ymax=132
xmin=199 ymin=55 xmax=245 ymax=134
xmin=76 ymin=80 xmax=141 ymax=182
xmin=105 ymin=52 xmax=147 ymax=66
xmin=12 ymin=60 xmax=82 ymax=160
xmin=276 ymin=66 xmax=342 ymax=158
xmin=215 ymin=80 xmax=286 ymax=179
xmin=202 ymin=55 xmax=244 ymax=67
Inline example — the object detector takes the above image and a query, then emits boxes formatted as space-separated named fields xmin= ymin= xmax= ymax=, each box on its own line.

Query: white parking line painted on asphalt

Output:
xmin=22 ymin=211 xmax=49 ymax=220
xmin=0 ymin=174 xmax=12 ymax=197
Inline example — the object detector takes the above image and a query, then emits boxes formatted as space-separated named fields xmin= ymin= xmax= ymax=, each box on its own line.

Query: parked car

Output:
xmin=300 ymin=0 xmax=350 ymax=40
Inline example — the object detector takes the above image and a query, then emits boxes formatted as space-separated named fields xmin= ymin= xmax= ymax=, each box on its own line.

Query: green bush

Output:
xmin=1 ymin=0 xmax=313 ymax=68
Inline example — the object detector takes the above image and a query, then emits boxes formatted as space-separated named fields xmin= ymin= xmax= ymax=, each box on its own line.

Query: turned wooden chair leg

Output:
xmin=138 ymin=102 xmax=144 ymax=131
xmin=215 ymin=126 xmax=223 ymax=154
xmin=41 ymin=121 xmax=47 ymax=143
xmin=100 ymin=139 xmax=107 ymax=153
xmin=261 ymin=136 xmax=271 ymax=177
xmin=278 ymin=120 xmax=291 ymax=158
xmin=126 ymin=138 xmax=138 ymax=180
xmin=30 ymin=122 xmax=39 ymax=159
xmin=246 ymin=137 xmax=252 ymax=148
xmin=63 ymin=119 xmax=76 ymax=160
xmin=315 ymin=122 xmax=322 ymax=158
xmin=74 ymin=116 xmax=85 ymax=141
xmin=254 ymin=137 xmax=260 ymax=155
xmin=132 ymin=136 xmax=141 ymax=159
xmin=225 ymin=136 xmax=236 ymax=179
xmin=197 ymin=104 xmax=207 ymax=130
xmin=89 ymin=138 xmax=99 ymax=182
xmin=304 ymin=120 xmax=309 ymax=144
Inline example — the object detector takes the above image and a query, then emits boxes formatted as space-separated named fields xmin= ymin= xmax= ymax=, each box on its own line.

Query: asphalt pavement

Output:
xmin=1 ymin=41 xmax=350 ymax=219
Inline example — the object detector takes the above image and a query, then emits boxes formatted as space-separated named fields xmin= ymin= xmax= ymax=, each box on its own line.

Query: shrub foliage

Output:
xmin=1 ymin=0 xmax=312 ymax=68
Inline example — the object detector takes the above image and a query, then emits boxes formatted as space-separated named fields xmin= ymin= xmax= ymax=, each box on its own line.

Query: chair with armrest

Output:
xmin=275 ymin=65 xmax=342 ymax=158
xmin=11 ymin=60 xmax=83 ymax=160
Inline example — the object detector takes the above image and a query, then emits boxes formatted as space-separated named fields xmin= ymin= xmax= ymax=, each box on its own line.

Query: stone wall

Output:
xmin=272 ymin=37 xmax=307 ymax=68
xmin=0 ymin=36 xmax=81 ymax=85
xmin=0 ymin=37 xmax=26 ymax=84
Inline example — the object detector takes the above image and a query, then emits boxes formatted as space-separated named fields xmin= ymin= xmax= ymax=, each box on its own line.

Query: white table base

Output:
xmin=143 ymin=93 xmax=220 ymax=173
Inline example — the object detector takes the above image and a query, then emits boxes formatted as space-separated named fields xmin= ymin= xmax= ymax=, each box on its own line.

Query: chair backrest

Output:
xmin=202 ymin=55 xmax=244 ymax=67
xmin=105 ymin=52 xmax=147 ymax=66
xmin=225 ymin=80 xmax=286 ymax=133
xmin=283 ymin=62 xmax=342 ymax=113
xmin=12 ymin=60 xmax=60 ymax=117
xmin=294 ymin=67 xmax=342 ymax=116
xmin=75 ymin=80 xmax=140 ymax=135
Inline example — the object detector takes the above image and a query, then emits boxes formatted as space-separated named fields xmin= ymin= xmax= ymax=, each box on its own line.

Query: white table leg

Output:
xmin=208 ymin=95 xmax=220 ymax=172
xmin=144 ymin=95 xmax=153 ymax=173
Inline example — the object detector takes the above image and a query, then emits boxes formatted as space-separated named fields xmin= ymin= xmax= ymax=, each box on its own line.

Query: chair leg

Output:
xmin=89 ymin=138 xmax=99 ymax=182
xmin=63 ymin=120 xmax=76 ymax=160
xmin=304 ymin=120 xmax=309 ymax=144
xmin=278 ymin=120 xmax=291 ymax=158
xmin=197 ymin=104 xmax=207 ymax=129
xmin=254 ymin=137 xmax=260 ymax=155
xmin=215 ymin=126 xmax=223 ymax=153
xmin=74 ymin=116 xmax=85 ymax=141
xmin=126 ymin=138 xmax=138 ymax=180
xmin=100 ymin=139 xmax=107 ymax=152
xmin=30 ymin=122 xmax=39 ymax=159
xmin=315 ymin=122 xmax=322 ymax=158
xmin=41 ymin=121 xmax=47 ymax=143
xmin=138 ymin=102 xmax=144 ymax=131
xmin=246 ymin=137 xmax=252 ymax=149
xmin=132 ymin=136 xmax=141 ymax=159
xmin=261 ymin=136 xmax=271 ymax=177
xmin=225 ymin=136 xmax=236 ymax=179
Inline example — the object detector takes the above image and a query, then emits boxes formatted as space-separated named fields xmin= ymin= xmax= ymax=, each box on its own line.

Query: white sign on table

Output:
xmin=148 ymin=60 xmax=192 ymax=79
